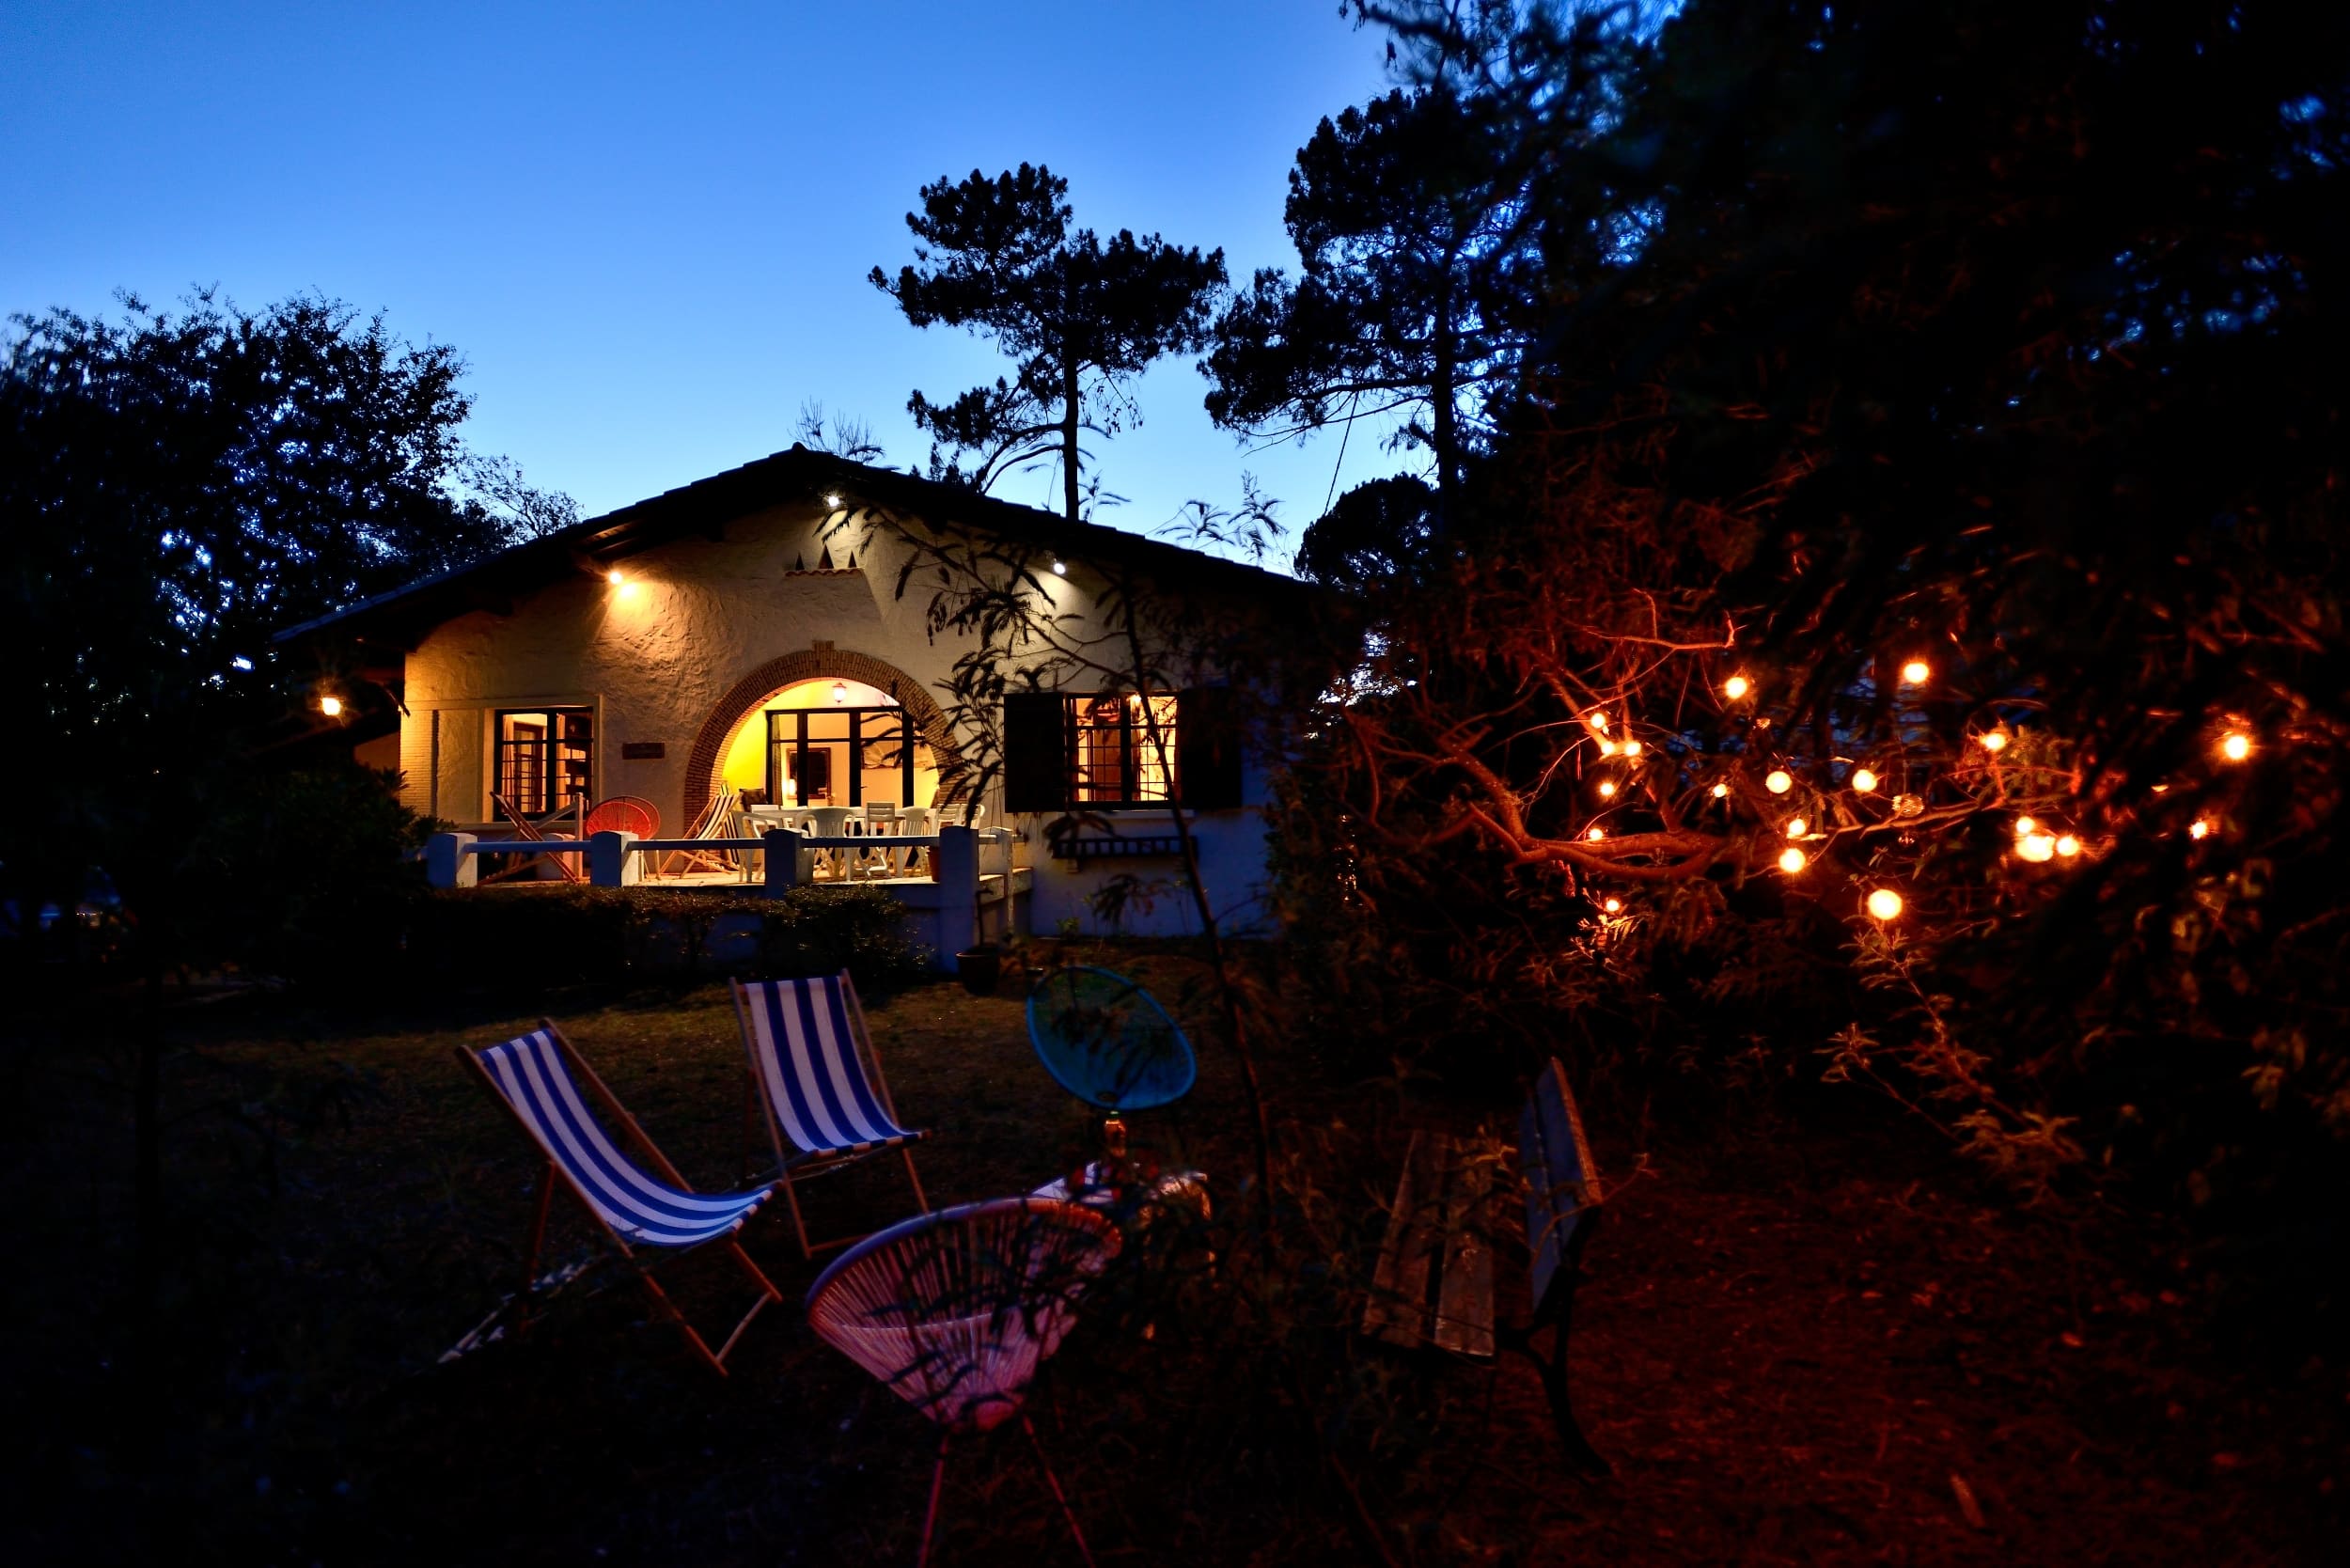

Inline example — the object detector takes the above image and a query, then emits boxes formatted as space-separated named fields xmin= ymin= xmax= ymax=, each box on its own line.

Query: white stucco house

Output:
xmin=277 ymin=446 xmax=1314 ymax=957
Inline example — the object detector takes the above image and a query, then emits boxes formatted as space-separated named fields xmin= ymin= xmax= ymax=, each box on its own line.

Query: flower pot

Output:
xmin=955 ymin=945 xmax=1003 ymax=996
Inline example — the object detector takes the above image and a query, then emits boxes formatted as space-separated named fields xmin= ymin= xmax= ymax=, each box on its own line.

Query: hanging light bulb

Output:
xmin=2055 ymin=835 xmax=2082 ymax=858
xmin=1980 ymin=729 xmax=2010 ymax=754
xmin=2013 ymin=816 xmax=2039 ymax=837
xmin=1622 ymin=738 xmax=1644 ymax=758
xmin=1585 ymin=711 xmax=1611 ymax=733
xmin=2189 ymin=819 xmax=2212 ymax=840
xmin=1597 ymin=738 xmax=1620 ymax=757
xmin=1785 ymin=817 xmax=1808 ymax=838
xmin=1778 ymin=846 xmax=1807 ymax=873
xmin=2017 ymin=832 xmax=2057 ymax=863
xmin=1587 ymin=826 xmax=1606 ymax=842
xmin=1597 ymin=780 xmax=1618 ymax=799
xmin=1866 ymin=888 xmax=1904 ymax=920
xmin=1900 ymin=659 xmax=1931 ymax=684
xmin=1765 ymin=769 xmax=1794 ymax=794
xmin=1722 ymin=674 xmax=1751 ymax=700
xmin=2220 ymin=731 xmax=2250 ymax=762
xmin=1602 ymin=897 xmax=1622 ymax=915
xmin=1711 ymin=781 xmax=1731 ymax=799
xmin=1851 ymin=768 xmax=1878 ymax=792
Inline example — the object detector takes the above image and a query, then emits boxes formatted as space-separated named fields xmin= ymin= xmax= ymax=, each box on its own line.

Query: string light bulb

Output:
xmin=1851 ymin=768 xmax=1878 ymax=792
xmin=2014 ymin=816 xmax=2039 ymax=837
xmin=2189 ymin=819 xmax=2212 ymax=840
xmin=1980 ymin=729 xmax=2010 ymax=754
xmin=1866 ymin=888 xmax=1904 ymax=920
xmin=1711 ymin=781 xmax=1731 ymax=799
xmin=1602 ymin=897 xmax=1622 ymax=915
xmin=1587 ymin=826 xmax=1606 ymax=842
xmin=1765 ymin=770 xmax=1794 ymax=794
xmin=1597 ymin=738 xmax=1619 ymax=757
xmin=1778 ymin=846 xmax=1808 ymax=873
xmin=2220 ymin=731 xmax=2250 ymax=762
xmin=2056 ymin=835 xmax=2082 ymax=858
xmin=1585 ymin=711 xmax=1611 ymax=733
xmin=1722 ymin=674 xmax=1751 ymax=700
xmin=1622 ymin=739 xmax=1644 ymax=758
xmin=2017 ymin=832 xmax=2057 ymax=863
xmin=1597 ymin=781 xmax=1618 ymax=798
xmin=1785 ymin=818 xmax=1808 ymax=838
xmin=1900 ymin=659 xmax=1931 ymax=684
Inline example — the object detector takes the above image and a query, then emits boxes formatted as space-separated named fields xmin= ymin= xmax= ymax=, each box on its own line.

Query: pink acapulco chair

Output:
xmin=805 ymin=1197 xmax=1122 ymax=1567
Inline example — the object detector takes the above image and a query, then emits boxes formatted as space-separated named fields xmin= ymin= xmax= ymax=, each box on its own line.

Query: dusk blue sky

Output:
xmin=1 ymin=2 xmax=1410 ymax=553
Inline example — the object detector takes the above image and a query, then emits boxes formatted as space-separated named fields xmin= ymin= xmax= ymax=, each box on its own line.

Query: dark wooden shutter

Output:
xmin=1175 ymin=686 xmax=1244 ymax=809
xmin=1002 ymin=690 xmax=1070 ymax=813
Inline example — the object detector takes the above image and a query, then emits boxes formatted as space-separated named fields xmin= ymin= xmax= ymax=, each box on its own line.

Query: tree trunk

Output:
xmin=1432 ymin=271 xmax=1459 ymax=505
xmin=1061 ymin=353 xmax=1082 ymax=524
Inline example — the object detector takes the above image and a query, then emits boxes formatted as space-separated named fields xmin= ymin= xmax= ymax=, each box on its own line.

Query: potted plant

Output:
xmin=955 ymin=942 xmax=1003 ymax=996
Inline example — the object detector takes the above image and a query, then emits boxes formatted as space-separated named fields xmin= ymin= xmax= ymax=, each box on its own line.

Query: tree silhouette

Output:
xmin=871 ymin=164 xmax=1226 ymax=522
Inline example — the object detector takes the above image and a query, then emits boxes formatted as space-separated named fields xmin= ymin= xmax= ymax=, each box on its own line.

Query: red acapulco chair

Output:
xmin=806 ymin=1197 xmax=1122 ymax=1566
xmin=584 ymin=794 xmax=661 ymax=840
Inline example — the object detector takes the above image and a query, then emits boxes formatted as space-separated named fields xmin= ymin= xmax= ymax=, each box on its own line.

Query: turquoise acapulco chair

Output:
xmin=1026 ymin=965 xmax=1196 ymax=1170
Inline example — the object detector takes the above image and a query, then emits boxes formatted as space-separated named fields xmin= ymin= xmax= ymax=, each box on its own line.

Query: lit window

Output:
xmin=495 ymin=708 xmax=594 ymax=815
xmin=1070 ymin=693 xmax=1180 ymax=807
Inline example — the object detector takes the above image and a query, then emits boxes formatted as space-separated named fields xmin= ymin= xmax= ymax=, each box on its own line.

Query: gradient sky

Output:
xmin=0 ymin=2 xmax=1410 ymax=553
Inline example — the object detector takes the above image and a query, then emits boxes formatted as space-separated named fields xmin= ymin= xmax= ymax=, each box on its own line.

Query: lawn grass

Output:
xmin=4 ymin=953 xmax=2341 ymax=1565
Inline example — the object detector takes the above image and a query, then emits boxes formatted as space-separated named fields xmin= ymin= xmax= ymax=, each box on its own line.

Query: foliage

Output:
xmin=870 ymin=163 xmax=1227 ymax=521
xmin=1285 ymin=0 xmax=2350 ymax=1240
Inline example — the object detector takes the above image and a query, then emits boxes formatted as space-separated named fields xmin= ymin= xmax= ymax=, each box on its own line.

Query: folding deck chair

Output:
xmin=483 ymin=792 xmax=587 ymax=884
xmin=454 ymin=1022 xmax=786 ymax=1375
xmin=657 ymin=784 xmax=744 ymax=878
xmin=731 ymin=972 xmax=932 ymax=1258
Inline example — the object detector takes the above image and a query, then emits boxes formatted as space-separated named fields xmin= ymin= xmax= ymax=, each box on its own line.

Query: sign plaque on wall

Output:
xmin=620 ymin=742 xmax=666 ymax=760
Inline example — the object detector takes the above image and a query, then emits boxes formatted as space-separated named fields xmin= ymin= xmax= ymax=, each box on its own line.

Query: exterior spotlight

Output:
xmin=606 ymin=569 xmax=624 ymax=586
xmin=824 ymin=493 xmax=842 ymax=509
xmin=1866 ymin=888 xmax=1904 ymax=920
xmin=1979 ymin=729 xmax=2010 ymax=754
xmin=1900 ymin=659 xmax=1931 ymax=684
xmin=1722 ymin=675 xmax=1750 ymax=700
xmin=318 ymin=695 xmax=343 ymax=717
xmin=2220 ymin=731 xmax=2250 ymax=762
xmin=1778 ymin=846 xmax=1807 ymax=873
xmin=1765 ymin=769 xmax=1794 ymax=794
xmin=1851 ymin=768 xmax=1878 ymax=793
xmin=1051 ymin=559 xmax=1067 ymax=576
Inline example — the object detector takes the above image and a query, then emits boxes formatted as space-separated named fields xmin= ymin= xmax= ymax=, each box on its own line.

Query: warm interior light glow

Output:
xmin=1785 ymin=817 xmax=1808 ymax=838
xmin=605 ymin=569 xmax=624 ymax=586
xmin=1711 ymin=781 xmax=1731 ymax=799
xmin=1765 ymin=769 xmax=1794 ymax=794
xmin=1597 ymin=781 xmax=1618 ymax=798
xmin=2189 ymin=818 xmax=2212 ymax=840
xmin=1722 ymin=675 xmax=1750 ymax=700
xmin=2017 ymin=832 xmax=2057 ymax=862
xmin=615 ymin=580 xmax=641 ymax=600
xmin=1602 ymin=897 xmax=1622 ymax=915
xmin=2013 ymin=816 xmax=2039 ymax=836
xmin=317 ymin=695 xmax=343 ymax=717
xmin=1979 ymin=730 xmax=2010 ymax=753
xmin=1587 ymin=826 xmax=1606 ymax=841
xmin=1866 ymin=888 xmax=1904 ymax=920
xmin=2055 ymin=835 xmax=2082 ymax=857
xmin=2220 ymin=731 xmax=2250 ymax=761
xmin=1778 ymin=846 xmax=1807 ymax=873
xmin=1900 ymin=659 xmax=1931 ymax=684
xmin=1851 ymin=768 xmax=1878 ymax=792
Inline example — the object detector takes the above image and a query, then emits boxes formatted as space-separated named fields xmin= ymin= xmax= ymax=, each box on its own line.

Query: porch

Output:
xmin=422 ymin=824 xmax=1028 ymax=965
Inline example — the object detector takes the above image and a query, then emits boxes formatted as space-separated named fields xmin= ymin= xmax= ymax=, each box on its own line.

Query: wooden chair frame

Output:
xmin=454 ymin=1019 xmax=784 ymax=1376
xmin=730 ymin=975 xmax=931 ymax=1259
xmin=656 ymin=784 xmax=743 ymax=878
xmin=481 ymin=792 xmax=587 ymax=884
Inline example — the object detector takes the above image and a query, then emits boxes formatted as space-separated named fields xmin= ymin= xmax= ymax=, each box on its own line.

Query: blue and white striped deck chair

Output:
xmin=731 ymin=972 xmax=932 ymax=1258
xmin=455 ymin=1021 xmax=786 ymax=1375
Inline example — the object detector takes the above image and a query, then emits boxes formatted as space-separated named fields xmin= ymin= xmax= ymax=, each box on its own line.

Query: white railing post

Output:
xmin=427 ymin=831 xmax=477 ymax=889
xmin=588 ymin=830 xmax=640 ymax=886
xmin=763 ymin=828 xmax=811 ymax=893
xmin=937 ymin=824 xmax=979 ymax=952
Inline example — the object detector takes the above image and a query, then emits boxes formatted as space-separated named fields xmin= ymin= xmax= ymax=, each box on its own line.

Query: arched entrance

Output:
xmin=682 ymin=650 xmax=966 ymax=827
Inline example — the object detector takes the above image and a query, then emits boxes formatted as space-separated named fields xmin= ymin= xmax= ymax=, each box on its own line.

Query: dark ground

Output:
xmin=3 ymin=955 xmax=2342 ymax=1565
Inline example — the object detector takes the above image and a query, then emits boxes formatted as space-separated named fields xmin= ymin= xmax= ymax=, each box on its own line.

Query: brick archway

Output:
xmin=682 ymin=649 xmax=966 ymax=826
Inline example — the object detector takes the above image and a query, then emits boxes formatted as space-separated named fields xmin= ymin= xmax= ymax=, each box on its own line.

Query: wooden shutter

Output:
xmin=1001 ymin=690 xmax=1070 ymax=813
xmin=1175 ymin=686 xmax=1244 ymax=809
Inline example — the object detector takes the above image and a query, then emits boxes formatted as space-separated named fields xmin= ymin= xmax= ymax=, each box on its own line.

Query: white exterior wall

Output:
xmin=396 ymin=500 xmax=1277 ymax=939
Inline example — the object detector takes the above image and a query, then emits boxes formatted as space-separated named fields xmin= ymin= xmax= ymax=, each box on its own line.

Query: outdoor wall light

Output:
xmin=318 ymin=695 xmax=343 ymax=717
xmin=831 ymin=680 xmax=850 ymax=705
xmin=1051 ymin=559 xmax=1067 ymax=575
xmin=606 ymin=569 xmax=624 ymax=585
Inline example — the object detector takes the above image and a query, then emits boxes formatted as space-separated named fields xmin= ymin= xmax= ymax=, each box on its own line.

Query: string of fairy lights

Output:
xmin=1574 ymin=655 xmax=2255 ymax=928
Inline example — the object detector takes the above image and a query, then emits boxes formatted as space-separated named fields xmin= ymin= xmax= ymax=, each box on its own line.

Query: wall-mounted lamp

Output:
xmin=318 ymin=695 xmax=344 ymax=717
xmin=824 ymin=493 xmax=842 ymax=510
xmin=605 ymin=569 xmax=624 ymax=585
xmin=1051 ymin=559 xmax=1067 ymax=576
xmin=830 ymin=680 xmax=850 ymax=705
